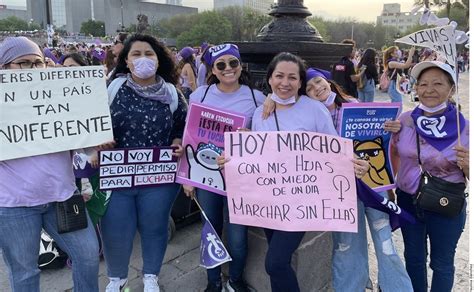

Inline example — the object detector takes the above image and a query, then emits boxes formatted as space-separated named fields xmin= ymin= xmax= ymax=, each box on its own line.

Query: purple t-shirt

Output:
xmin=0 ymin=152 xmax=77 ymax=207
xmin=393 ymin=111 xmax=469 ymax=195
xmin=190 ymin=84 xmax=266 ymax=128
xmin=252 ymin=95 xmax=337 ymax=136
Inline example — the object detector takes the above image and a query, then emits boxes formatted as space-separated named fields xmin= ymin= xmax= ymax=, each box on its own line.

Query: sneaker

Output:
xmin=143 ymin=274 xmax=160 ymax=292
xmin=105 ymin=277 xmax=128 ymax=292
xmin=204 ymin=282 xmax=223 ymax=292
xmin=225 ymin=279 xmax=251 ymax=292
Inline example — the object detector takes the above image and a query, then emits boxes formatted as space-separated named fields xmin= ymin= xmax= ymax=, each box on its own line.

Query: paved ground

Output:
xmin=0 ymin=71 xmax=470 ymax=292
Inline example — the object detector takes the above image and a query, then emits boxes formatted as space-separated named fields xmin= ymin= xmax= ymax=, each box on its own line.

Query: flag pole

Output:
xmin=454 ymin=60 xmax=461 ymax=146
xmin=192 ymin=196 xmax=210 ymax=222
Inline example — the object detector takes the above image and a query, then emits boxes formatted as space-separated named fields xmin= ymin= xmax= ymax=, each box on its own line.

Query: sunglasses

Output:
xmin=215 ymin=59 xmax=240 ymax=71
xmin=114 ymin=40 xmax=122 ymax=45
xmin=355 ymin=149 xmax=380 ymax=158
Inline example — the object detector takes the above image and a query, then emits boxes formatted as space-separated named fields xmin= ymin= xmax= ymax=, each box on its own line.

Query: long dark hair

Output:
xmin=111 ymin=34 xmax=178 ymax=85
xmin=62 ymin=53 xmax=89 ymax=66
xmin=357 ymin=48 xmax=376 ymax=70
xmin=178 ymin=55 xmax=197 ymax=78
xmin=266 ymin=52 xmax=307 ymax=96
xmin=328 ymin=80 xmax=353 ymax=107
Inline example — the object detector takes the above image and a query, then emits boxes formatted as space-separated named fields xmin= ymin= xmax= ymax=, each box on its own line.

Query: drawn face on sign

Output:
xmin=416 ymin=68 xmax=454 ymax=109
xmin=197 ymin=143 xmax=222 ymax=169
xmin=354 ymin=137 xmax=392 ymax=188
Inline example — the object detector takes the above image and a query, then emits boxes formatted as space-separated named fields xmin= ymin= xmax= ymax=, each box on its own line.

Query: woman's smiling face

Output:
xmin=306 ymin=76 xmax=331 ymax=102
xmin=268 ymin=61 xmax=302 ymax=100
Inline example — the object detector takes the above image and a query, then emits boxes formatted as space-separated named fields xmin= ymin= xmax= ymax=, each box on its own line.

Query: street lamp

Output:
xmin=119 ymin=0 xmax=125 ymax=32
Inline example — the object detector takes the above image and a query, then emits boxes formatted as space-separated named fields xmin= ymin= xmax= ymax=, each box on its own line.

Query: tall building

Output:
xmin=214 ymin=0 xmax=274 ymax=14
xmin=17 ymin=0 xmax=196 ymax=35
xmin=376 ymin=3 xmax=420 ymax=32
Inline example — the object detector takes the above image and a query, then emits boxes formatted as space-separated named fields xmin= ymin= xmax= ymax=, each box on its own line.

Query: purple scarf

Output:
xmin=356 ymin=179 xmax=416 ymax=230
xmin=411 ymin=103 xmax=466 ymax=151
xmin=126 ymin=74 xmax=173 ymax=104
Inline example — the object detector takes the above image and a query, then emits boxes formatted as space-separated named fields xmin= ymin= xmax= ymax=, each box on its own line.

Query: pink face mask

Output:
xmin=131 ymin=57 xmax=157 ymax=79
xmin=396 ymin=50 xmax=402 ymax=58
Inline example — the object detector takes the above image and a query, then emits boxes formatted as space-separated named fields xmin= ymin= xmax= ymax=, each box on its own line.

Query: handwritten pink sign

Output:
xmin=224 ymin=131 xmax=358 ymax=232
xmin=176 ymin=103 xmax=246 ymax=195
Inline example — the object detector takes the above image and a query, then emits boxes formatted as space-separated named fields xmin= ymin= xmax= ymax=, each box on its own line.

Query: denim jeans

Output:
xmin=397 ymin=189 xmax=466 ymax=292
xmin=101 ymin=184 xmax=179 ymax=279
xmin=357 ymin=79 xmax=375 ymax=103
xmin=264 ymin=228 xmax=305 ymax=292
xmin=0 ymin=203 xmax=99 ymax=292
xmin=196 ymin=189 xmax=248 ymax=285
xmin=332 ymin=195 xmax=413 ymax=292
xmin=388 ymin=79 xmax=403 ymax=104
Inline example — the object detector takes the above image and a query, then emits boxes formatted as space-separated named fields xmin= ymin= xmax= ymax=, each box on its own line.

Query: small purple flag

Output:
xmin=356 ymin=179 xmax=417 ymax=231
xmin=200 ymin=212 xmax=232 ymax=269
xmin=72 ymin=150 xmax=98 ymax=178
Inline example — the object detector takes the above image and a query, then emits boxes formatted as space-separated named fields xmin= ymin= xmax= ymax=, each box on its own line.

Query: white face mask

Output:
xmin=323 ymin=91 xmax=337 ymax=107
xmin=418 ymin=102 xmax=448 ymax=113
xmin=131 ymin=57 xmax=157 ymax=79
xmin=270 ymin=92 xmax=296 ymax=105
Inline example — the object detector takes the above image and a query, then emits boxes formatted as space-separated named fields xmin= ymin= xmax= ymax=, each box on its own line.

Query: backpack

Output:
xmin=379 ymin=68 xmax=397 ymax=92
xmin=38 ymin=231 xmax=68 ymax=270
xmin=357 ymin=68 xmax=367 ymax=90
xmin=107 ymin=77 xmax=179 ymax=113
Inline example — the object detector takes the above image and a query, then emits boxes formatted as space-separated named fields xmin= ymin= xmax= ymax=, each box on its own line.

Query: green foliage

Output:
xmin=436 ymin=4 xmax=468 ymax=31
xmin=176 ymin=11 xmax=232 ymax=48
xmin=308 ymin=16 xmax=329 ymax=42
xmin=80 ymin=19 xmax=105 ymax=37
xmin=0 ymin=16 xmax=40 ymax=31
xmin=218 ymin=6 xmax=271 ymax=41
xmin=159 ymin=14 xmax=200 ymax=39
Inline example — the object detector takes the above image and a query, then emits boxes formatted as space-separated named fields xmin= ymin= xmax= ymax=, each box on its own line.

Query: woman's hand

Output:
xmin=217 ymin=151 xmax=230 ymax=170
xmin=89 ymin=151 xmax=99 ymax=168
xmin=454 ymin=145 xmax=469 ymax=170
xmin=383 ymin=119 xmax=401 ymax=133
xmin=182 ymin=185 xmax=195 ymax=198
xmin=95 ymin=141 xmax=116 ymax=151
xmin=261 ymin=94 xmax=276 ymax=120
xmin=352 ymin=158 xmax=369 ymax=179
xmin=171 ymin=143 xmax=184 ymax=158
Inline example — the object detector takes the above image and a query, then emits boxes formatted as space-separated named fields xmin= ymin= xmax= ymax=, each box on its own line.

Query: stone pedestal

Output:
xmin=244 ymin=227 xmax=333 ymax=291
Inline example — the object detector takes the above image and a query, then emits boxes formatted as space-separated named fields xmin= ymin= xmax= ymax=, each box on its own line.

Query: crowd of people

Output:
xmin=0 ymin=33 xmax=469 ymax=292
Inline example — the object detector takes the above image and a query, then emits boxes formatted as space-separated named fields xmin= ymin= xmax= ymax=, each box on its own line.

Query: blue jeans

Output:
xmin=388 ymin=79 xmax=402 ymax=104
xmin=332 ymin=195 xmax=413 ymax=292
xmin=101 ymin=184 xmax=179 ymax=278
xmin=357 ymin=79 xmax=375 ymax=102
xmin=0 ymin=203 xmax=99 ymax=292
xmin=264 ymin=229 xmax=305 ymax=292
xmin=397 ymin=189 xmax=466 ymax=292
xmin=196 ymin=189 xmax=248 ymax=285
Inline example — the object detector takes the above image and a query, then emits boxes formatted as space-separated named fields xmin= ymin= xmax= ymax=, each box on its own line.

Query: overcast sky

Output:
xmin=1 ymin=0 xmax=418 ymax=23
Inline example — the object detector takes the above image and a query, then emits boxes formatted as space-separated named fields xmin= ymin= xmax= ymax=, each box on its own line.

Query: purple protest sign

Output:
xmin=98 ymin=147 xmax=177 ymax=190
xmin=339 ymin=102 xmax=401 ymax=192
xmin=176 ymin=103 xmax=246 ymax=196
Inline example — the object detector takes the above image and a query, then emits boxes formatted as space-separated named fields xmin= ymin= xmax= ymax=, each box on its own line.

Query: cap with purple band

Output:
xmin=208 ymin=44 xmax=240 ymax=66
xmin=306 ymin=67 xmax=332 ymax=81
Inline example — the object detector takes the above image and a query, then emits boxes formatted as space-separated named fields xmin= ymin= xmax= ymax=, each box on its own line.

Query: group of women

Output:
xmin=0 ymin=34 xmax=468 ymax=292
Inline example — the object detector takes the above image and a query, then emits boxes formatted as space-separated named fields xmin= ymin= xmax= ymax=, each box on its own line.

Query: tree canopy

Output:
xmin=0 ymin=16 xmax=41 ymax=32
xmin=80 ymin=19 xmax=105 ymax=37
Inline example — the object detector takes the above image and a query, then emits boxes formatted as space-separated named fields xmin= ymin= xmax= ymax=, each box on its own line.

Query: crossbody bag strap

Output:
xmin=274 ymin=110 xmax=280 ymax=131
xmin=200 ymin=84 xmax=212 ymax=103
xmin=250 ymin=88 xmax=257 ymax=108
xmin=416 ymin=132 xmax=422 ymax=167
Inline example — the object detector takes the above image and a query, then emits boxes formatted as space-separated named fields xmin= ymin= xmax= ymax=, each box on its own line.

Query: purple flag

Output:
xmin=200 ymin=212 xmax=232 ymax=269
xmin=73 ymin=150 xmax=98 ymax=178
xmin=356 ymin=179 xmax=416 ymax=231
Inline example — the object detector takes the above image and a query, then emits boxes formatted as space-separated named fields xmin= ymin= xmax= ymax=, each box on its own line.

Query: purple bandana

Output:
xmin=411 ymin=103 xmax=466 ymax=151
xmin=356 ymin=179 xmax=416 ymax=230
xmin=208 ymin=44 xmax=240 ymax=65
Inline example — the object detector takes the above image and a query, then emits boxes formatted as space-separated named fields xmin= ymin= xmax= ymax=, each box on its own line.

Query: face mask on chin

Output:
xmin=131 ymin=57 xmax=157 ymax=79
xmin=270 ymin=92 xmax=296 ymax=105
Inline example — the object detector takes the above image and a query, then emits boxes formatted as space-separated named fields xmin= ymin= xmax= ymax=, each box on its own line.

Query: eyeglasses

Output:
xmin=10 ymin=60 xmax=46 ymax=69
xmin=215 ymin=59 xmax=240 ymax=71
xmin=114 ymin=40 xmax=122 ymax=45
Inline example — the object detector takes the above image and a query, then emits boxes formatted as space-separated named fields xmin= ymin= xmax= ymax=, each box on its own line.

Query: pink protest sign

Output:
xmin=224 ymin=131 xmax=357 ymax=232
xmin=176 ymin=103 xmax=246 ymax=195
